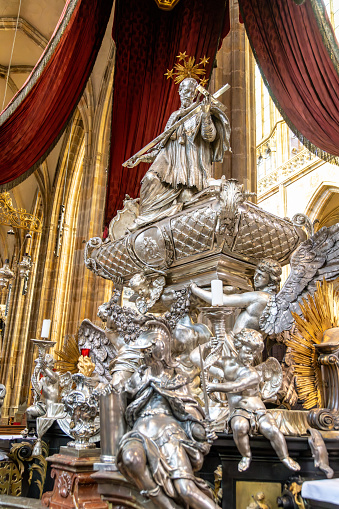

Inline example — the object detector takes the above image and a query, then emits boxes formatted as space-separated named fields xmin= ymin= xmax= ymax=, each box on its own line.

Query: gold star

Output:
xmin=200 ymin=77 xmax=209 ymax=87
xmin=199 ymin=55 xmax=210 ymax=67
xmin=176 ymin=51 xmax=187 ymax=62
xmin=164 ymin=68 xmax=174 ymax=79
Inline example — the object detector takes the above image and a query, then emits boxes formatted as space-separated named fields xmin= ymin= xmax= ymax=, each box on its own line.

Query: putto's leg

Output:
xmin=258 ymin=415 xmax=300 ymax=471
xmin=231 ymin=416 xmax=252 ymax=471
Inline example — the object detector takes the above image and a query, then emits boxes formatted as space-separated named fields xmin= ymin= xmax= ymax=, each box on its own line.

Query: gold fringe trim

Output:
xmin=0 ymin=0 xmax=79 ymax=127
xmin=309 ymin=0 xmax=339 ymax=75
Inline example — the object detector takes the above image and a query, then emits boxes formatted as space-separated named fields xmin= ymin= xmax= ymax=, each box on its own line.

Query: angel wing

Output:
xmin=260 ymin=223 xmax=339 ymax=334
xmin=255 ymin=357 xmax=283 ymax=400
xmin=78 ymin=319 xmax=117 ymax=382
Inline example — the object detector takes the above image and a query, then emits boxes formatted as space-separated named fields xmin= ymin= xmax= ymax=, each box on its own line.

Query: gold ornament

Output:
xmin=0 ymin=192 xmax=42 ymax=232
xmin=164 ymin=68 xmax=174 ymax=80
xmin=55 ymin=335 xmax=80 ymax=374
xmin=199 ymin=77 xmax=209 ymax=87
xmin=285 ymin=279 xmax=339 ymax=409
xmin=176 ymin=51 xmax=188 ymax=61
xmin=164 ymin=53 xmax=209 ymax=85
xmin=77 ymin=355 xmax=96 ymax=377
xmin=199 ymin=56 xmax=210 ymax=67
xmin=154 ymin=0 xmax=181 ymax=10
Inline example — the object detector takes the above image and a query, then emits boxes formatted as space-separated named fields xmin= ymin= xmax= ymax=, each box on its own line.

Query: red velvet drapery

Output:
xmin=0 ymin=0 xmax=113 ymax=191
xmin=105 ymin=0 xmax=230 ymax=225
xmin=238 ymin=0 xmax=339 ymax=162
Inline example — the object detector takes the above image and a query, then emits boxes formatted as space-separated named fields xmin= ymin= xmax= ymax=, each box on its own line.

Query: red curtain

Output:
xmin=238 ymin=0 xmax=339 ymax=162
xmin=0 ymin=0 xmax=113 ymax=191
xmin=105 ymin=0 xmax=230 ymax=225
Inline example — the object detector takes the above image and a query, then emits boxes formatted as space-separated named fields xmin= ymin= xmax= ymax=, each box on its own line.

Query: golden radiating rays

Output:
xmin=55 ymin=335 xmax=80 ymax=374
xmin=285 ymin=279 xmax=339 ymax=409
xmin=165 ymin=54 xmax=210 ymax=85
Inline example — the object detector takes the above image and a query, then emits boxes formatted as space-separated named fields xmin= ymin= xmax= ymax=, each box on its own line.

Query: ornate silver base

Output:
xmin=93 ymin=460 xmax=118 ymax=472
xmin=59 ymin=445 xmax=101 ymax=458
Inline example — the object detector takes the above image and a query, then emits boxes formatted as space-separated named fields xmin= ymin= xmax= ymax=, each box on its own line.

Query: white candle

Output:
xmin=211 ymin=279 xmax=223 ymax=306
xmin=41 ymin=319 xmax=51 ymax=338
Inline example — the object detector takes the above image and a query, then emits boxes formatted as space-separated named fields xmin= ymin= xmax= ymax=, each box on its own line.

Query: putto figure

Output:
xmin=126 ymin=77 xmax=231 ymax=227
xmin=117 ymin=320 xmax=220 ymax=509
xmin=26 ymin=354 xmax=63 ymax=418
xmin=206 ymin=329 xmax=300 ymax=473
xmin=190 ymin=258 xmax=282 ymax=334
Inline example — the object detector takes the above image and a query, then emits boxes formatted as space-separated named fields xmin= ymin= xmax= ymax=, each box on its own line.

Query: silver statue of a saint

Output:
xmin=126 ymin=78 xmax=231 ymax=228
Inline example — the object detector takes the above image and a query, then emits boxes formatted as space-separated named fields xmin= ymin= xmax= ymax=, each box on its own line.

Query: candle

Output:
xmin=211 ymin=279 xmax=223 ymax=306
xmin=41 ymin=319 xmax=51 ymax=338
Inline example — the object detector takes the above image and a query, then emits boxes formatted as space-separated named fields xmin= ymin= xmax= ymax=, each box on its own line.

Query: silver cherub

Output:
xmin=206 ymin=329 xmax=300 ymax=473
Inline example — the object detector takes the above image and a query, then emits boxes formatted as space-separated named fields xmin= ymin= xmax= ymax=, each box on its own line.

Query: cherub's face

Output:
xmin=45 ymin=355 xmax=55 ymax=369
xmin=238 ymin=344 xmax=255 ymax=366
xmin=138 ymin=284 xmax=150 ymax=298
xmin=132 ymin=281 xmax=149 ymax=298
xmin=253 ymin=269 xmax=270 ymax=290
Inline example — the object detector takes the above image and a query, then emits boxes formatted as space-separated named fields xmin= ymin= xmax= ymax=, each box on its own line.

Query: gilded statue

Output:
xmin=206 ymin=329 xmax=300 ymax=473
xmin=117 ymin=320 xmax=220 ymax=509
xmin=126 ymin=77 xmax=231 ymax=228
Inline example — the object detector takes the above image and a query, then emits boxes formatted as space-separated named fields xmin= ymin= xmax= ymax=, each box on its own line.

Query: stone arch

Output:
xmin=305 ymin=182 xmax=339 ymax=229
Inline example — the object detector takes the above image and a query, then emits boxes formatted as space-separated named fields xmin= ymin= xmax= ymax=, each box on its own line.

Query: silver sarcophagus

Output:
xmin=85 ymin=181 xmax=306 ymax=290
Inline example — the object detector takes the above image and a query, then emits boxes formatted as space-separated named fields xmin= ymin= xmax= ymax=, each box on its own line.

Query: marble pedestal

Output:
xmin=42 ymin=448 xmax=107 ymax=509
xmin=91 ymin=470 xmax=158 ymax=509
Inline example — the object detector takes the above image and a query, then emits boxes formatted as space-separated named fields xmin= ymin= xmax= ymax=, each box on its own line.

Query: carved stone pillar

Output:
xmin=210 ymin=0 xmax=256 ymax=196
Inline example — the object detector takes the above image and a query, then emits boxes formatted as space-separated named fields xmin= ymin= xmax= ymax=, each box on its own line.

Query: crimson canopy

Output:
xmin=0 ymin=0 xmax=113 ymax=191
xmin=0 ymin=0 xmax=338 ymax=222
xmin=239 ymin=0 xmax=339 ymax=163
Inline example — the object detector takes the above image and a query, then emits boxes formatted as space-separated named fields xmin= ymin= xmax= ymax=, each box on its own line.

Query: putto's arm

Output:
xmin=43 ymin=366 xmax=59 ymax=384
xmin=190 ymin=284 xmax=213 ymax=304
xmin=190 ymin=282 xmax=256 ymax=308
xmin=190 ymin=343 xmax=225 ymax=379
xmin=207 ymin=371 xmax=257 ymax=394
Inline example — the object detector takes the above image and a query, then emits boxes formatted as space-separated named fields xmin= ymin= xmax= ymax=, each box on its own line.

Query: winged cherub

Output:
xmin=190 ymin=258 xmax=281 ymax=334
xmin=191 ymin=222 xmax=339 ymax=336
xmin=206 ymin=328 xmax=300 ymax=473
